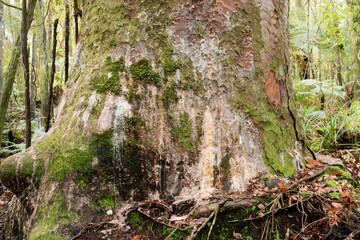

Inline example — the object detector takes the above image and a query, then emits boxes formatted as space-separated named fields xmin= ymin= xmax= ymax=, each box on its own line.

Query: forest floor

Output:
xmin=0 ymin=150 xmax=359 ymax=240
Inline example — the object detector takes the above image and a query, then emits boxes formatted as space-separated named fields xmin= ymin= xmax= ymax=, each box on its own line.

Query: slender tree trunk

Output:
xmin=21 ymin=0 xmax=31 ymax=148
xmin=0 ymin=0 xmax=37 ymax=149
xmin=45 ymin=19 xmax=58 ymax=132
xmin=64 ymin=3 xmax=69 ymax=83
xmin=30 ymin=33 xmax=36 ymax=119
xmin=39 ymin=0 xmax=49 ymax=127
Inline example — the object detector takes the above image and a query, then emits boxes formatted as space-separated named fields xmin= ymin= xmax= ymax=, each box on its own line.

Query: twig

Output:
xmin=288 ymin=166 xmax=330 ymax=190
xmin=164 ymin=228 xmax=179 ymax=240
xmin=0 ymin=0 xmax=21 ymax=11
xmin=136 ymin=208 xmax=175 ymax=229
xmin=293 ymin=217 xmax=328 ymax=239
xmin=187 ymin=211 xmax=215 ymax=240
xmin=207 ymin=201 xmax=224 ymax=240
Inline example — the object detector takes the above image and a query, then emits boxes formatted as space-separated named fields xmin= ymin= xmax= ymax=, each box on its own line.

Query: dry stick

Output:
xmin=45 ymin=19 xmax=58 ymax=132
xmin=206 ymin=203 xmax=222 ymax=240
xmin=187 ymin=211 xmax=215 ymax=240
xmin=64 ymin=3 xmax=69 ymax=83
xmin=21 ymin=0 xmax=31 ymax=148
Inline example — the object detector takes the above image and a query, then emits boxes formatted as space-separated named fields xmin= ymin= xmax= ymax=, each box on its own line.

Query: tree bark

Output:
xmin=45 ymin=19 xmax=58 ymax=132
xmin=21 ymin=0 xmax=31 ymax=148
xmin=73 ymin=0 xmax=81 ymax=43
xmin=0 ymin=0 xmax=37 ymax=149
xmin=30 ymin=33 xmax=36 ymax=119
xmin=39 ymin=0 xmax=49 ymax=128
xmin=0 ymin=1 xmax=309 ymax=238
xmin=64 ymin=3 xmax=69 ymax=83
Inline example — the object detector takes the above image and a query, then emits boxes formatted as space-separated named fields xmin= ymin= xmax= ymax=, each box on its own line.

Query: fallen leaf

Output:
xmin=131 ymin=235 xmax=142 ymax=240
xmin=305 ymin=158 xmax=323 ymax=168
xmin=233 ymin=232 xmax=243 ymax=239
xmin=331 ymin=202 xmax=343 ymax=209
xmin=257 ymin=203 xmax=265 ymax=210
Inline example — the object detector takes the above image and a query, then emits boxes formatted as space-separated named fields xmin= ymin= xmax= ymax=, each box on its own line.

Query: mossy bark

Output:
xmin=0 ymin=0 xmax=309 ymax=238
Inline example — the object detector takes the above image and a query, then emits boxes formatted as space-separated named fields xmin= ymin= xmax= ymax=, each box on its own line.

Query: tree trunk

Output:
xmin=0 ymin=1 xmax=309 ymax=238
xmin=21 ymin=0 xmax=31 ymax=148
xmin=45 ymin=19 xmax=58 ymax=132
xmin=30 ymin=33 xmax=36 ymax=119
xmin=0 ymin=0 xmax=37 ymax=149
xmin=39 ymin=0 xmax=49 ymax=128
xmin=64 ymin=3 xmax=69 ymax=83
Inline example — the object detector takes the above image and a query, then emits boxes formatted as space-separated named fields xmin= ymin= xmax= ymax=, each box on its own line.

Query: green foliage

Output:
xmin=129 ymin=59 xmax=161 ymax=86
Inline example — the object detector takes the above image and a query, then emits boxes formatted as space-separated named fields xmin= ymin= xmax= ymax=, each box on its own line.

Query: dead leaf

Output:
xmin=331 ymin=202 xmax=343 ymax=209
xmin=257 ymin=203 xmax=265 ymax=210
xmin=131 ymin=235 xmax=142 ymax=240
xmin=233 ymin=232 xmax=243 ymax=239
xmin=305 ymin=158 xmax=323 ymax=168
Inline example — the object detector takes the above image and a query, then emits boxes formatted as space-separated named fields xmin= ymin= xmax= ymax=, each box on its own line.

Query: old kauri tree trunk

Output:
xmin=0 ymin=0 xmax=309 ymax=238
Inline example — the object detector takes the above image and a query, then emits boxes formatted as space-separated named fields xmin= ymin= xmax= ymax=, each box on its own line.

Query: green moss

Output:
xmin=92 ymin=193 xmax=115 ymax=210
xmin=341 ymin=172 xmax=353 ymax=180
xmin=162 ymin=46 xmax=182 ymax=78
xmin=171 ymin=113 xmax=196 ymax=152
xmin=130 ymin=59 xmax=161 ymax=86
xmin=329 ymin=192 xmax=341 ymax=200
xmin=326 ymin=180 xmax=339 ymax=188
xmin=128 ymin=211 xmax=142 ymax=229
xmin=90 ymin=57 xmax=124 ymax=95
xmin=162 ymin=83 xmax=178 ymax=106
xmin=29 ymin=195 xmax=77 ymax=240
xmin=161 ymin=226 xmax=191 ymax=240
xmin=49 ymin=149 xmax=93 ymax=183
xmin=0 ymin=158 xmax=17 ymax=186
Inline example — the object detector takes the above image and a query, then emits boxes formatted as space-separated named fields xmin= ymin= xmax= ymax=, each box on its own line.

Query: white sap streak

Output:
xmin=196 ymin=106 xmax=216 ymax=197
xmin=113 ymin=97 xmax=132 ymax=186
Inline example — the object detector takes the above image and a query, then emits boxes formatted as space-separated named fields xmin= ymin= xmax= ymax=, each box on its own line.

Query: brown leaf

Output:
xmin=131 ymin=235 xmax=142 ymax=240
xmin=305 ymin=158 xmax=323 ymax=168
xmin=331 ymin=202 xmax=343 ymax=209
xmin=233 ymin=232 xmax=243 ymax=239
xmin=257 ymin=203 xmax=265 ymax=210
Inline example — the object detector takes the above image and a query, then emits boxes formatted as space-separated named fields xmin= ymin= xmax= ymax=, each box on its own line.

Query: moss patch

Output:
xmin=130 ymin=59 xmax=161 ymax=86
xmin=162 ymin=83 xmax=178 ymax=106
xmin=171 ymin=113 xmax=196 ymax=152
xmin=90 ymin=57 xmax=124 ymax=95
xmin=29 ymin=194 xmax=77 ymax=240
xmin=49 ymin=149 xmax=93 ymax=184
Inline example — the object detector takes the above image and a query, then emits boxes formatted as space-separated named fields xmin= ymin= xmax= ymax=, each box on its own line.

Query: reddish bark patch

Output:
xmin=265 ymin=70 xmax=281 ymax=106
xmin=215 ymin=0 xmax=236 ymax=12
xmin=124 ymin=0 xmax=138 ymax=19
xmin=238 ymin=30 xmax=254 ymax=71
